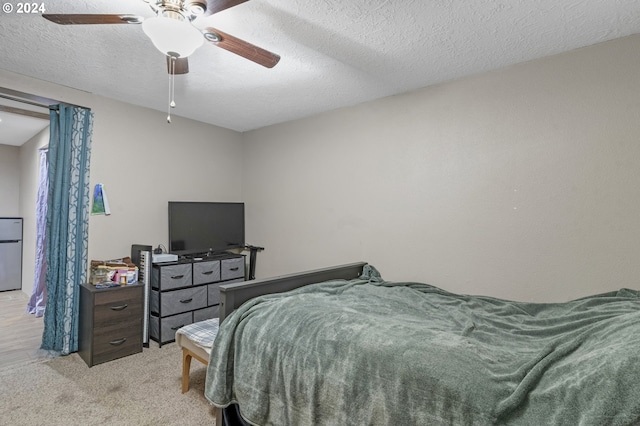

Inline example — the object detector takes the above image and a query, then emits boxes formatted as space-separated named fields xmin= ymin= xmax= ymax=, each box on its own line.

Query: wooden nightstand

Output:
xmin=78 ymin=282 xmax=144 ymax=367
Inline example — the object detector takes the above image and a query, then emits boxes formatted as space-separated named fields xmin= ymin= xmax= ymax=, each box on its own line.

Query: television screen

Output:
xmin=168 ymin=202 xmax=245 ymax=256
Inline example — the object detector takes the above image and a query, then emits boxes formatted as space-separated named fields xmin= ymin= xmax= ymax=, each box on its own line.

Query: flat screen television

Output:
xmin=168 ymin=201 xmax=245 ymax=256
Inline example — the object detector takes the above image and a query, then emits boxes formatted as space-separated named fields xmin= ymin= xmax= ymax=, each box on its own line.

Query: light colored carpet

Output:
xmin=0 ymin=343 xmax=216 ymax=426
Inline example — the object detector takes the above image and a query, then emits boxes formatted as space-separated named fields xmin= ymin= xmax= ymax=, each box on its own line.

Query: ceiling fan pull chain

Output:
xmin=167 ymin=55 xmax=177 ymax=123
xmin=170 ymin=57 xmax=176 ymax=109
xmin=167 ymin=61 xmax=171 ymax=123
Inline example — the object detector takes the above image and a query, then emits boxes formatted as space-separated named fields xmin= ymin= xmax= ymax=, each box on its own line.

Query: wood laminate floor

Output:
xmin=0 ymin=290 xmax=48 ymax=370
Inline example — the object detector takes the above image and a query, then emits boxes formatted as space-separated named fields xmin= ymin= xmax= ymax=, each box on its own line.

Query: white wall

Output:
xmin=0 ymin=144 xmax=20 ymax=216
xmin=242 ymin=34 xmax=640 ymax=302
xmin=0 ymin=69 xmax=243 ymax=297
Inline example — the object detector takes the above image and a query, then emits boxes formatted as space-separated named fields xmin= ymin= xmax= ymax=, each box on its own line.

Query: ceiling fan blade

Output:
xmin=204 ymin=27 xmax=280 ymax=68
xmin=166 ymin=56 xmax=189 ymax=75
xmin=201 ymin=0 xmax=250 ymax=16
xmin=42 ymin=14 xmax=144 ymax=25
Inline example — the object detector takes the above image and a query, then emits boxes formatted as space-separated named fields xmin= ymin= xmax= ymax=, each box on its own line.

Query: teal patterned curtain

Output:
xmin=41 ymin=104 xmax=93 ymax=355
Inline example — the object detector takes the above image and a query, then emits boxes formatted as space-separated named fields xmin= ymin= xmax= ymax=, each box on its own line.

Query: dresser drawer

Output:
xmin=207 ymin=283 xmax=221 ymax=306
xmin=149 ymin=255 xmax=245 ymax=347
xmin=150 ymin=312 xmax=193 ymax=344
xmin=194 ymin=305 xmax=219 ymax=322
xmin=155 ymin=263 xmax=192 ymax=290
xmin=193 ymin=260 xmax=221 ymax=285
xmin=207 ymin=278 xmax=244 ymax=306
xmin=221 ymin=257 xmax=244 ymax=281
xmin=155 ymin=286 xmax=207 ymax=317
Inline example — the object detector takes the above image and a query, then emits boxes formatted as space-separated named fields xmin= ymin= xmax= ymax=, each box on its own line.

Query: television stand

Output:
xmin=243 ymin=244 xmax=264 ymax=280
xmin=205 ymin=250 xmax=234 ymax=257
xmin=181 ymin=251 xmax=230 ymax=260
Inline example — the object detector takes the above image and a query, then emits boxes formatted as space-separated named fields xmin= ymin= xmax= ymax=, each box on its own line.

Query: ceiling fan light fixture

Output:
xmin=185 ymin=1 xmax=207 ymax=16
xmin=142 ymin=15 xmax=203 ymax=58
xmin=203 ymin=30 xmax=221 ymax=43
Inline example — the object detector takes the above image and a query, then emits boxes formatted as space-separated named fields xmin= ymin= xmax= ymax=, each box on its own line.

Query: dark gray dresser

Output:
xmin=78 ymin=282 xmax=144 ymax=367
xmin=149 ymin=254 xmax=245 ymax=346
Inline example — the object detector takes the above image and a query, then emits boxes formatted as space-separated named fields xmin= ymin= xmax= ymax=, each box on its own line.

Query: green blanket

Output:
xmin=205 ymin=266 xmax=640 ymax=425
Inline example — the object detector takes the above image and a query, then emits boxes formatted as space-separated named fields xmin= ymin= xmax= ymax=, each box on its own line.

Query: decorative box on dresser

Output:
xmin=150 ymin=253 xmax=245 ymax=346
xmin=78 ymin=282 xmax=144 ymax=367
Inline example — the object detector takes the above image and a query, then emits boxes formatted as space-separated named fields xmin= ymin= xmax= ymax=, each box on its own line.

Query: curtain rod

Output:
xmin=0 ymin=93 xmax=49 ymax=110
xmin=0 ymin=87 xmax=90 ymax=111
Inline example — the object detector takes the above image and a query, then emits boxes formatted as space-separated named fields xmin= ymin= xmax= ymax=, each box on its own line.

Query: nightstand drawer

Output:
xmin=94 ymin=293 xmax=143 ymax=327
xmin=155 ymin=263 xmax=192 ymax=290
xmin=221 ymin=257 xmax=244 ymax=281
xmin=193 ymin=260 xmax=221 ymax=285
xmin=92 ymin=324 xmax=143 ymax=365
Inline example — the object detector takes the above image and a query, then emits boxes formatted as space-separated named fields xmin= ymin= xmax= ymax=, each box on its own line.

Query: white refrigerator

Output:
xmin=0 ymin=218 xmax=23 ymax=291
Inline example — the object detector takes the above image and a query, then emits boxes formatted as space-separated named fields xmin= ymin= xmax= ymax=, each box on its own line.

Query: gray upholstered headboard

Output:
xmin=217 ymin=262 xmax=367 ymax=322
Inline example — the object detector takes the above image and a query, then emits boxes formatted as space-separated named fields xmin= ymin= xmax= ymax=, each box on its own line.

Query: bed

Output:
xmin=176 ymin=263 xmax=366 ymax=396
xmin=203 ymin=261 xmax=640 ymax=425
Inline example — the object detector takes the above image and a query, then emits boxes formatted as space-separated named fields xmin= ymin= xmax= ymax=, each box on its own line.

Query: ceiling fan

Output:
xmin=42 ymin=0 xmax=281 ymax=75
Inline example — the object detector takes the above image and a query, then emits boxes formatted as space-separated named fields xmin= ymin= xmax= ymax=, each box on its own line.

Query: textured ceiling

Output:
xmin=0 ymin=0 xmax=639 ymax=136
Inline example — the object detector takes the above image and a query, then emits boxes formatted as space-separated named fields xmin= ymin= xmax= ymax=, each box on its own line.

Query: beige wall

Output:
xmin=0 ymin=69 xmax=243 ymax=297
xmin=0 ymin=144 xmax=20 ymax=216
xmin=86 ymin=95 xmax=243 ymax=262
xmin=242 ymin=34 xmax=640 ymax=302
xmin=4 ymin=34 xmax=640 ymax=302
